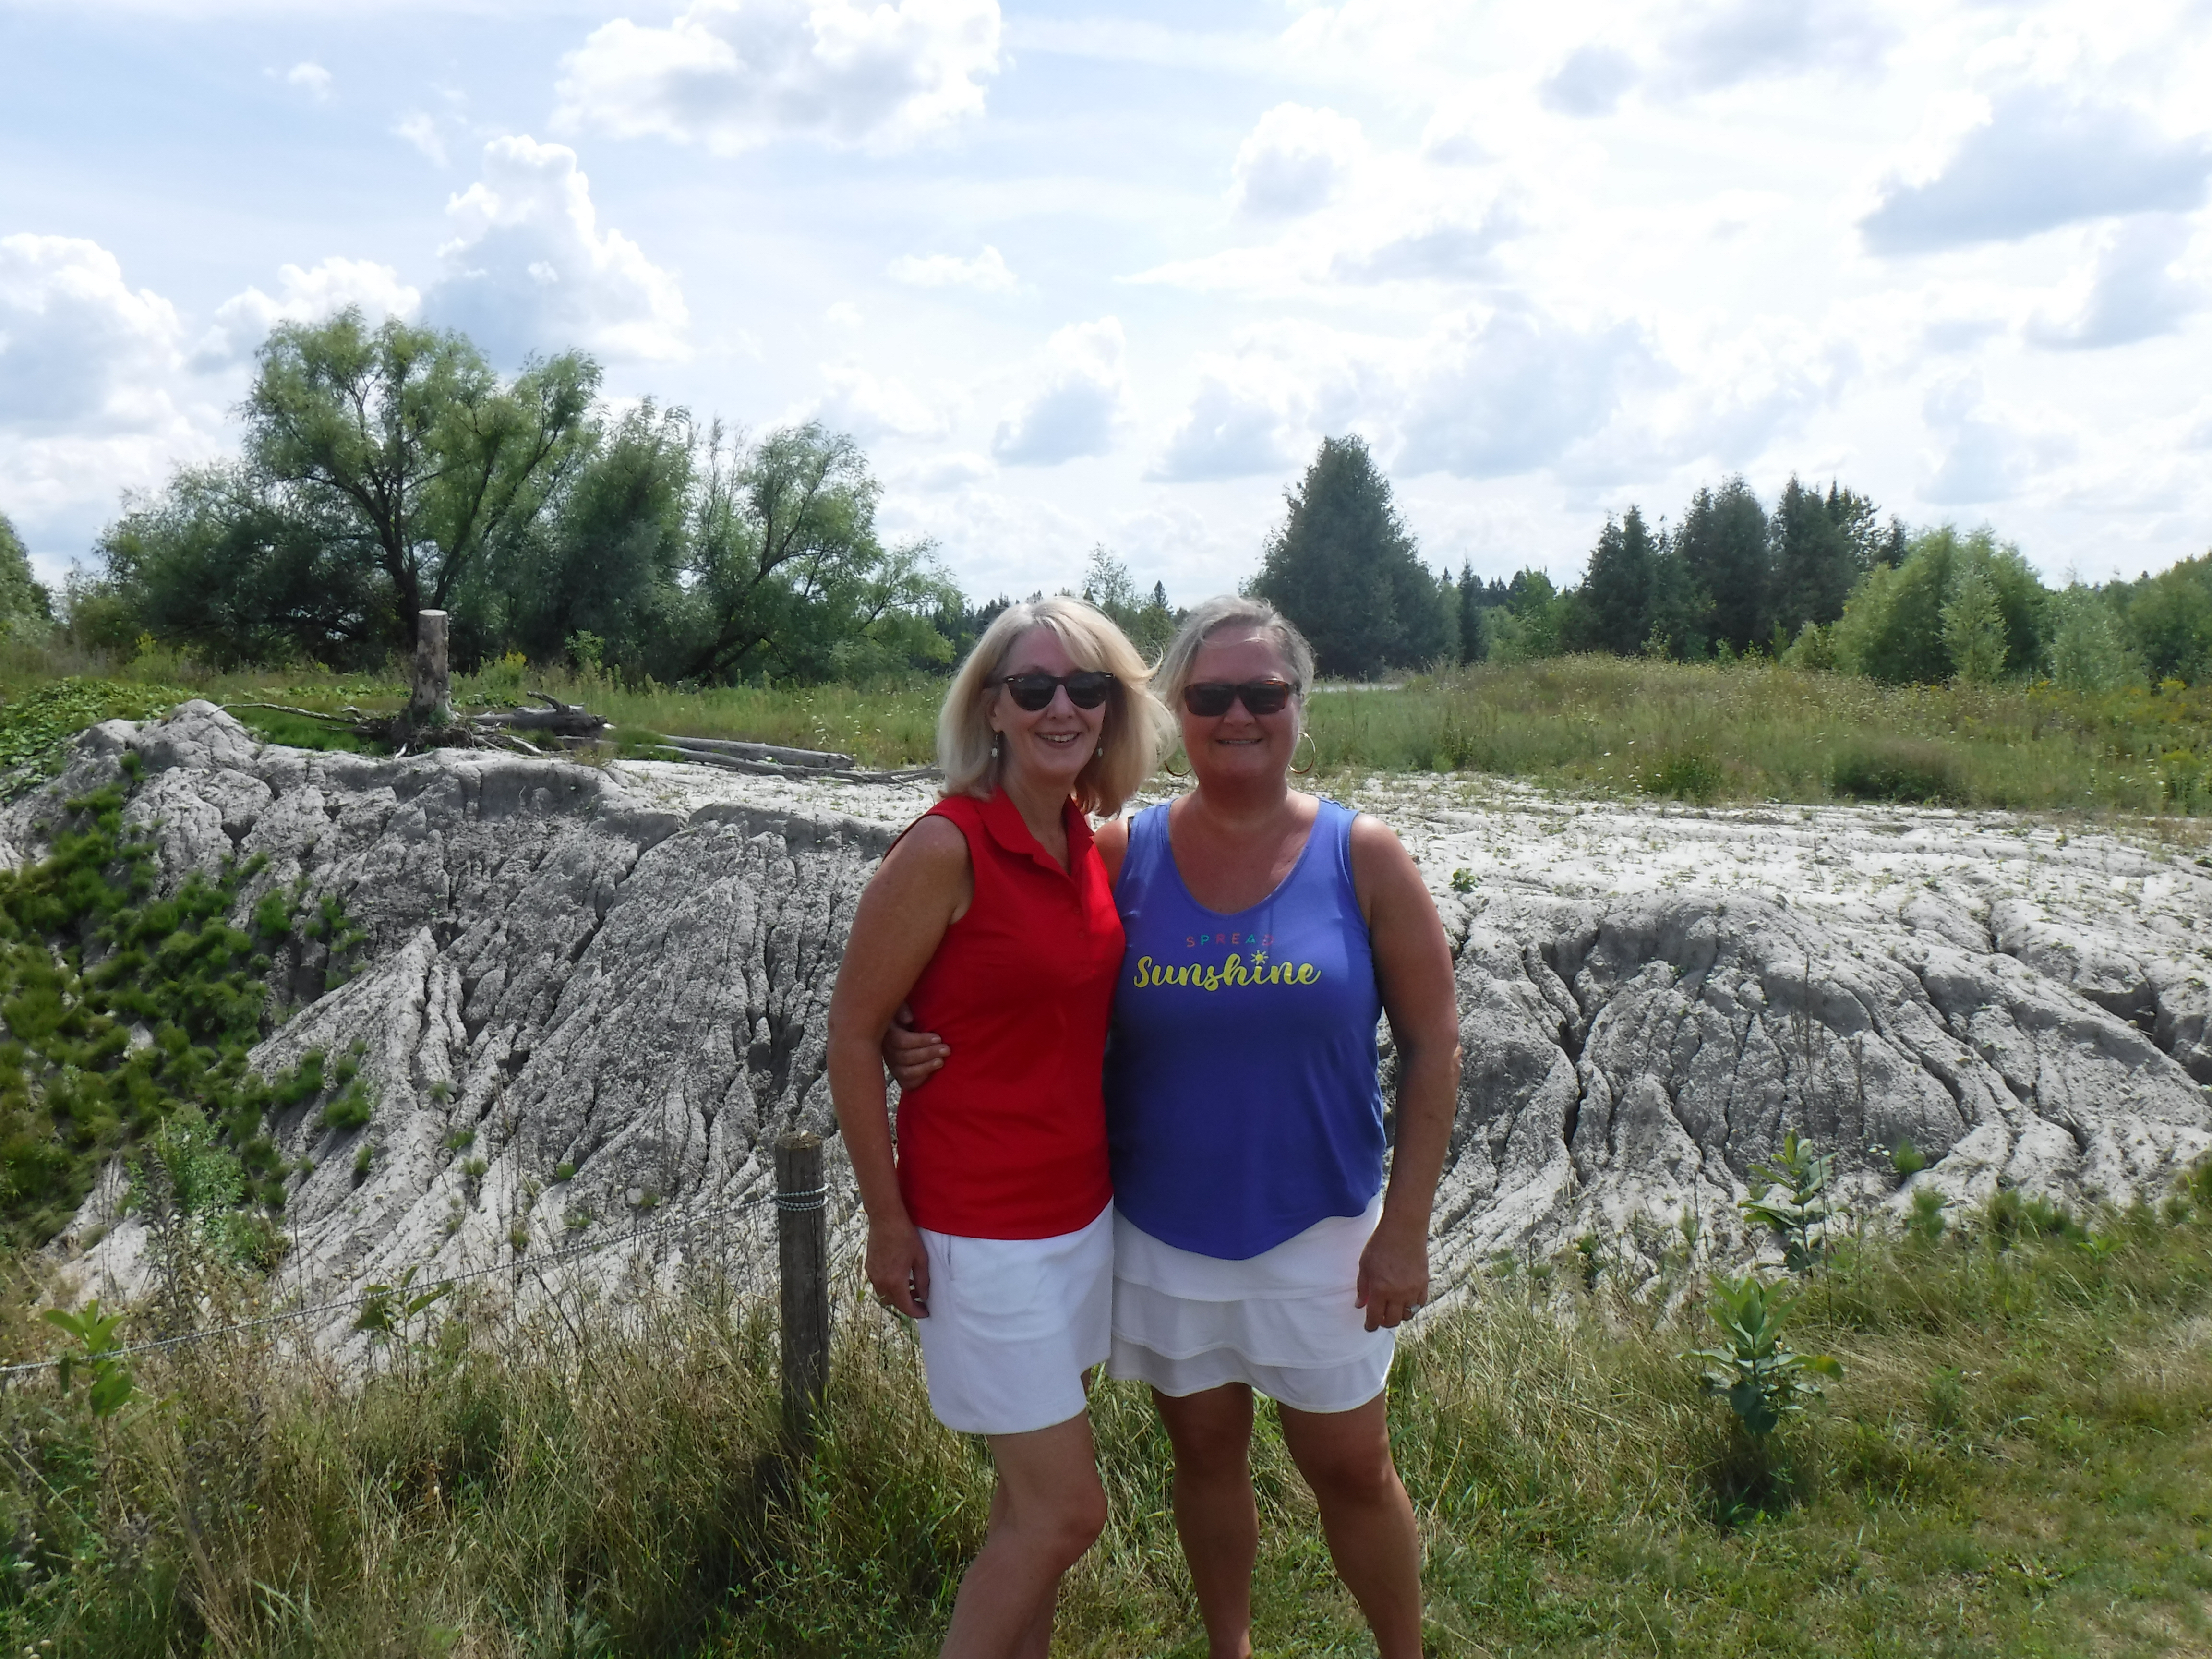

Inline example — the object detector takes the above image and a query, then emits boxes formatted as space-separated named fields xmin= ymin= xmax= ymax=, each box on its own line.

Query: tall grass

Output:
xmin=4 ymin=639 xmax=2208 ymax=816
xmin=4 ymin=1193 xmax=2210 ymax=1656
xmin=1309 ymin=656 xmax=2212 ymax=815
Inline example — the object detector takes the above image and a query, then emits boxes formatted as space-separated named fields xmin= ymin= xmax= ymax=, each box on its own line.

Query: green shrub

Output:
xmin=1905 ymin=1186 xmax=1949 ymax=1244
xmin=1640 ymin=745 xmax=1725 ymax=803
xmin=321 ymin=1084 xmax=372 ymax=1132
xmin=1829 ymin=738 xmax=1959 ymax=803
xmin=1689 ymin=1272 xmax=1842 ymax=1437
xmin=1891 ymin=1138 xmax=1928 ymax=1179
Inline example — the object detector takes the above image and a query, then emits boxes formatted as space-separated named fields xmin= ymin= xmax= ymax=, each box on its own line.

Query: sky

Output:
xmin=2 ymin=0 xmax=2211 ymax=608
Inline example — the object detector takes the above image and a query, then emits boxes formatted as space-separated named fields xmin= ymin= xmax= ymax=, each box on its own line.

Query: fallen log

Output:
xmin=472 ymin=693 xmax=606 ymax=737
xmin=647 ymin=735 xmax=854 ymax=769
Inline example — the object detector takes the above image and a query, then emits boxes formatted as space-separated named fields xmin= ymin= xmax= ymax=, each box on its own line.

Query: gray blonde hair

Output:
xmin=938 ymin=596 xmax=1170 ymax=816
xmin=1154 ymin=594 xmax=1317 ymax=714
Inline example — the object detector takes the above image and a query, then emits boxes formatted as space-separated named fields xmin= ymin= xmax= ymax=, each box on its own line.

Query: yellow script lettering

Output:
xmin=1296 ymin=963 xmax=1320 ymax=984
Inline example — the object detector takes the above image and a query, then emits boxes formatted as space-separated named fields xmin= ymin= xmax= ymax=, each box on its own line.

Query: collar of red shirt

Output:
xmin=976 ymin=785 xmax=1094 ymax=881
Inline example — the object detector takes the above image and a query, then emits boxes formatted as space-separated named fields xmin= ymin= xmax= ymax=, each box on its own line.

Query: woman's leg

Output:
xmin=1277 ymin=1393 xmax=1423 ymax=1659
xmin=940 ymin=1411 xmax=1107 ymax=1659
xmin=1151 ymin=1383 xmax=1260 ymax=1659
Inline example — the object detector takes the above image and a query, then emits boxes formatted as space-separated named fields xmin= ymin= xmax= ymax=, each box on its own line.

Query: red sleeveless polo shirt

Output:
xmin=894 ymin=789 xmax=1122 ymax=1239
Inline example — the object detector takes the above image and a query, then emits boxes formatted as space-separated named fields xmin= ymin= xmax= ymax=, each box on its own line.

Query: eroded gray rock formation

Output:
xmin=18 ymin=704 xmax=2209 ymax=1306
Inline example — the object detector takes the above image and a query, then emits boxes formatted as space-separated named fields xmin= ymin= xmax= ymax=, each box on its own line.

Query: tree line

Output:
xmin=13 ymin=308 xmax=2210 ymax=695
xmin=1249 ymin=435 xmax=2212 ymax=691
xmin=59 ymin=310 xmax=977 ymax=685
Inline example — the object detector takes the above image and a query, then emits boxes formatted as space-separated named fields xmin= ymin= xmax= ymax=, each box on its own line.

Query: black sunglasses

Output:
xmin=1183 ymin=679 xmax=1295 ymax=718
xmin=996 ymin=670 xmax=1117 ymax=711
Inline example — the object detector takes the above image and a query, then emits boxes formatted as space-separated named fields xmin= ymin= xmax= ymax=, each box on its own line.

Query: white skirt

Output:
xmin=1107 ymin=1194 xmax=1394 ymax=1416
xmin=914 ymin=1202 xmax=1114 ymax=1436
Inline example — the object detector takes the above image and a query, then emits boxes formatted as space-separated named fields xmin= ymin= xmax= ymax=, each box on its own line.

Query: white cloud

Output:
xmin=192 ymin=257 xmax=421 ymax=370
xmin=0 ymin=236 xmax=219 ymax=564
xmin=991 ymin=317 xmax=1131 ymax=466
xmin=1147 ymin=318 xmax=1377 ymax=482
xmin=886 ymin=245 xmax=1020 ymax=291
xmin=1540 ymin=46 xmax=1635 ymax=118
xmin=286 ymin=61 xmax=333 ymax=100
xmin=1230 ymin=103 xmax=1366 ymax=219
xmin=1660 ymin=0 xmax=1890 ymax=95
xmin=395 ymin=111 xmax=450 ymax=167
xmin=1921 ymin=375 xmax=2074 ymax=505
xmin=1395 ymin=303 xmax=1653 ymax=479
xmin=1862 ymin=91 xmax=2212 ymax=255
xmin=426 ymin=135 xmax=689 ymax=363
xmin=0 ymin=234 xmax=184 ymax=428
xmin=811 ymin=361 xmax=951 ymax=440
xmin=1419 ymin=106 xmax=1491 ymax=167
xmin=892 ymin=450 xmax=994 ymax=492
xmin=1148 ymin=302 xmax=1651 ymax=484
xmin=2026 ymin=216 xmax=2201 ymax=350
xmin=555 ymin=0 xmax=1002 ymax=156
xmin=1329 ymin=204 xmax=1519 ymax=284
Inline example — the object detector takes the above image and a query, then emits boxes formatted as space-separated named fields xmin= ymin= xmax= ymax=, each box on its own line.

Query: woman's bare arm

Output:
xmin=1348 ymin=814 xmax=1463 ymax=1330
xmin=827 ymin=816 xmax=972 ymax=1318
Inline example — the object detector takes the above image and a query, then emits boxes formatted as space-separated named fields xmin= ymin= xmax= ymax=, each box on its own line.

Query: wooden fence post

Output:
xmin=776 ymin=1132 xmax=830 ymax=1454
xmin=410 ymin=610 xmax=451 ymax=726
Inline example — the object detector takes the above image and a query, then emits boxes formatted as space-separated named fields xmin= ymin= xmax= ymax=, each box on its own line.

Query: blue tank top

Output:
xmin=1104 ymin=798 xmax=1385 ymax=1260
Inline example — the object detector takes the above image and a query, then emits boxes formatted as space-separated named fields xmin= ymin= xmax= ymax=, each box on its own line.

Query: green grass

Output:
xmin=6 ymin=641 xmax=2210 ymax=816
xmin=2 ymin=1190 xmax=2209 ymax=1656
xmin=1310 ymin=656 xmax=2212 ymax=816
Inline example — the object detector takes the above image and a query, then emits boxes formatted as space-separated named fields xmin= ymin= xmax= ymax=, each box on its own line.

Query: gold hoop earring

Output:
xmin=1290 ymin=729 xmax=1317 ymax=776
xmin=1163 ymin=751 xmax=1188 ymax=778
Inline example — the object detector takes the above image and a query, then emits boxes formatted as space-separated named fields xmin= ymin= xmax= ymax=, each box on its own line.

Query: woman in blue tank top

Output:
xmin=893 ymin=596 xmax=1462 ymax=1659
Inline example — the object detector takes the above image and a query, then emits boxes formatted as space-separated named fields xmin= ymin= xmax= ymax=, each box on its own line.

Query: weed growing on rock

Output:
xmin=0 ymin=680 xmax=191 ymax=795
xmin=0 ymin=786 xmax=337 ymax=1240
xmin=1740 ymin=1130 xmax=1838 ymax=1273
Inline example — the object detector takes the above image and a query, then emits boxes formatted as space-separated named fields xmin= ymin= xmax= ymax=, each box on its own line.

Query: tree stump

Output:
xmin=410 ymin=611 xmax=451 ymax=727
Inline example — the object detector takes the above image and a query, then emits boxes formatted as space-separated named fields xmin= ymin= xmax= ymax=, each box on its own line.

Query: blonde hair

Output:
xmin=1154 ymin=593 xmax=1317 ymax=713
xmin=938 ymin=597 xmax=1169 ymax=816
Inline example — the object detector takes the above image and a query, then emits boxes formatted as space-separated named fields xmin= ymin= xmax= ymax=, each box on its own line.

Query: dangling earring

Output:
xmin=1095 ymin=743 xmax=1105 ymax=758
xmin=990 ymin=733 xmax=1000 ymax=760
xmin=1162 ymin=750 xmax=1188 ymax=778
xmin=1290 ymin=729 xmax=1317 ymax=776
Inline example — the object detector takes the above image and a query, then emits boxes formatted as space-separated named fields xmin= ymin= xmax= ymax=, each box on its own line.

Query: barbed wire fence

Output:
xmin=0 ymin=1132 xmax=839 ymax=1441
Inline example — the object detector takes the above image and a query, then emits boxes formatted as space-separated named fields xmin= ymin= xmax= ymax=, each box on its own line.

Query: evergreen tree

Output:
xmin=1081 ymin=546 xmax=1176 ymax=661
xmin=1673 ymin=477 xmax=1768 ymax=654
xmin=1646 ymin=539 xmax=1712 ymax=660
xmin=1251 ymin=436 xmax=1448 ymax=677
xmin=1566 ymin=506 xmax=1658 ymax=656
xmin=1457 ymin=560 xmax=1490 ymax=664
xmin=1823 ymin=483 xmax=1886 ymax=572
xmin=1940 ymin=560 xmax=2008 ymax=683
xmin=1769 ymin=475 xmax=1859 ymax=641
xmin=1832 ymin=526 xmax=2045 ymax=683
xmin=1497 ymin=568 xmax=1564 ymax=659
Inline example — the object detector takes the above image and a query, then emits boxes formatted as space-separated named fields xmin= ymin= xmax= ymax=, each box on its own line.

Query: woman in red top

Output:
xmin=828 ymin=597 xmax=1167 ymax=1659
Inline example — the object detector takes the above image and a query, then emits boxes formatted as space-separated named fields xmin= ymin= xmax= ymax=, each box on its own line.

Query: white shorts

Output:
xmin=1107 ymin=1194 xmax=1394 ymax=1416
xmin=914 ymin=1202 xmax=1114 ymax=1436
